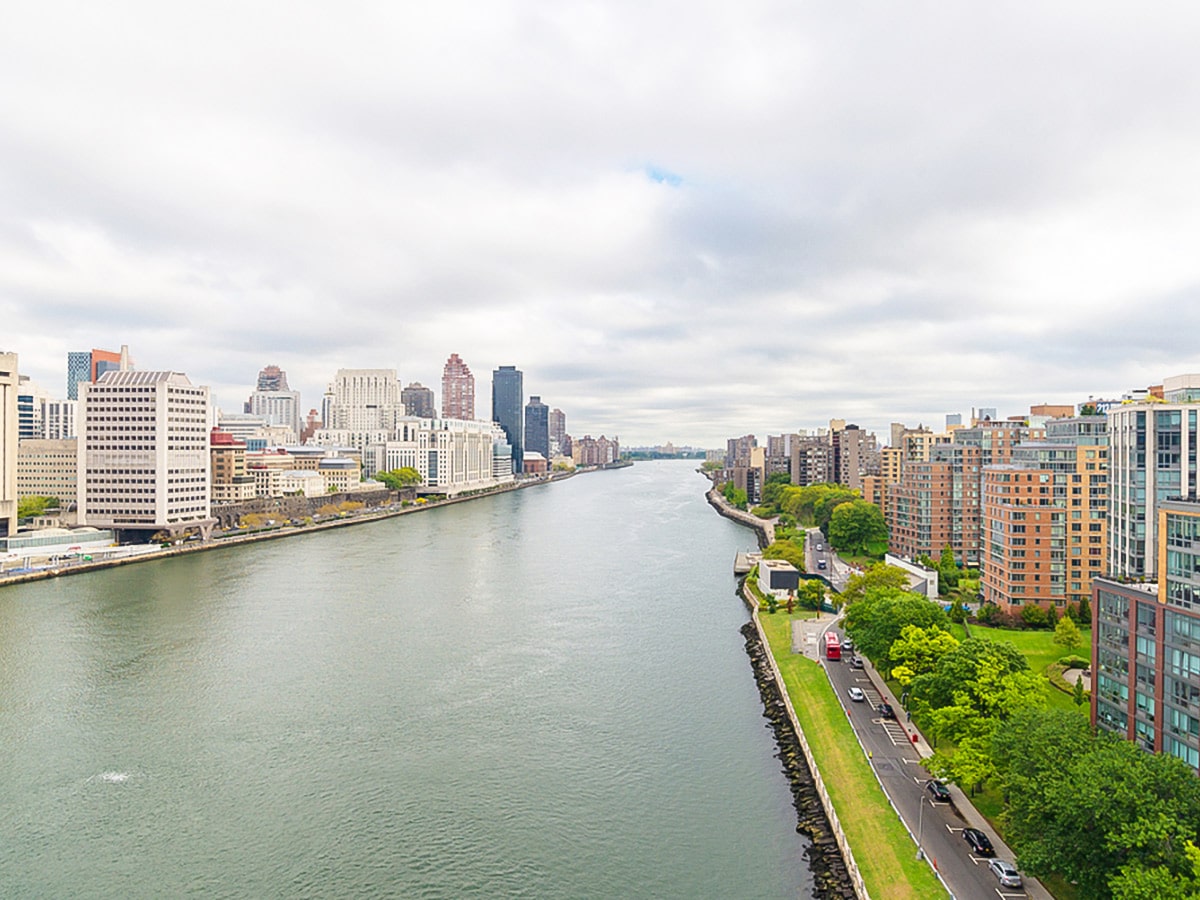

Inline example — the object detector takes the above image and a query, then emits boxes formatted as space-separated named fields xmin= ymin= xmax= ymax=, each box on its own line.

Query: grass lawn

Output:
xmin=759 ymin=613 xmax=948 ymax=900
xmin=968 ymin=624 xmax=1092 ymax=714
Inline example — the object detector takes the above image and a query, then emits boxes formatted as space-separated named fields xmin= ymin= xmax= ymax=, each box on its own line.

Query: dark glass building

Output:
xmin=491 ymin=365 xmax=523 ymax=473
xmin=525 ymin=395 xmax=549 ymax=462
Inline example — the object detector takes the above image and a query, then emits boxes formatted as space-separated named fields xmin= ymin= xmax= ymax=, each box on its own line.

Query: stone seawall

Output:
xmin=741 ymin=620 xmax=856 ymax=899
xmin=705 ymin=486 xmax=773 ymax=549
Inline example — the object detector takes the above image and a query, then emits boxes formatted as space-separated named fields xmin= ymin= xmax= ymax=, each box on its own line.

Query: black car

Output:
xmin=877 ymin=702 xmax=896 ymax=719
xmin=963 ymin=827 xmax=995 ymax=857
xmin=926 ymin=779 xmax=951 ymax=803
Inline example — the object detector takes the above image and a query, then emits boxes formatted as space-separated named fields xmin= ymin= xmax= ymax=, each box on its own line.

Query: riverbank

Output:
xmin=0 ymin=466 xmax=618 ymax=589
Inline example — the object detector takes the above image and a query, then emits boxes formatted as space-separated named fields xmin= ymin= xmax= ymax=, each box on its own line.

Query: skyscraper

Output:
xmin=492 ymin=365 xmax=523 ymax=473
xmin=525 ymin=396 xmax=549 ymax=461
xmin=0 ymin=352 xmax=17 ymax=537
xmin=402 ymin=383 xmax=436 ymax=418
xmin=246 ymin=365 xmax=301 ymax=439
xmin=549 ymin=408 xmax=566 ymax=457
xmin=442 ymin=353 xmax=475 ymax=420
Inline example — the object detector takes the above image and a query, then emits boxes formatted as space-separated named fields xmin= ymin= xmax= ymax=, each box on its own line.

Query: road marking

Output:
xmin=945 ymin=825 xmax=964 ymax=833
xmin=996 ymin=891 xmax=1026 ymax=899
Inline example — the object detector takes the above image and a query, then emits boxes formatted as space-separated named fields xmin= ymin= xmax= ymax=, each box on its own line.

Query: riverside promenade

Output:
xmin=0 ymin=467 xmax=605 ymax=589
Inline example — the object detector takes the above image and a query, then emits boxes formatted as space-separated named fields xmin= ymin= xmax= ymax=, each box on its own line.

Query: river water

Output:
xmin=0 ymin=460 xmax=810 ymax=898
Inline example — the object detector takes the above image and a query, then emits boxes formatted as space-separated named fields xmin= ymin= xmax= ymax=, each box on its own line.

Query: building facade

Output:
xmin=1108 ymin=386 xmax=1200 ymax=578
xmin=373 ymin=417 xmax=514 ymax=495
xmin=210 ymin=429 xmax=256 ymax=504
xmin=441 ymin=353 xmax=475 ymax=421
xmin=524 ymin=395 xmax=549 ymax=461
xmin=548 ymin=408 xmax=567 ymax=457
xmin=1093 ymin=496 xmax=1200 ymax=774
xmin=401 ymin=383 xmax=436 ymax=418
xmin=66 ymin=347 xmax=124 ymax=400
xmin=16 ymin=439 xmax=77 ymax=506
xmin=77 ymin=370 xmax=212 ymax=535
xmin=492 ymin=365 xmax=523 ymax=473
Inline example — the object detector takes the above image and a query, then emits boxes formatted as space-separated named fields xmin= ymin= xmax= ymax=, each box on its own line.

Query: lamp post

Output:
xmin=916 ymin=791 xmax=926 ymax=861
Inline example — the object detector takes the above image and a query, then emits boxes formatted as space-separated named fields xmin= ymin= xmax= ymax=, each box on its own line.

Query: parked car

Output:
xmin=926 ymin=780 xmax=951 ymax=803
xmin=847 ymin=655 xmax=864 ymax=669
xmin=963 ymin=827 xmax=995 ymax=857
xmin=847 ymin=687 xmax=866 ymax=703
xmin=988 ymin=859 xmax=1021 ymax=888
xmin=877 ymin=702 xmax=896 ymax=719
xmin=841 ymin=636 xmax=854 ymax=651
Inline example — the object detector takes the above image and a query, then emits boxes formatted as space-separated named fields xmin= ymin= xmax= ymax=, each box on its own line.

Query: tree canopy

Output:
xmin=375 ymin=467 xmax=422 ymax=490
xmin=842 ymin=590 xmax=949 ymax=664
xmin=827 ymin=499 xmax=888 ymax=555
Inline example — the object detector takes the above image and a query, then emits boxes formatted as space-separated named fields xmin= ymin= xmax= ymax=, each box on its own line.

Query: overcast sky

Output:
xmin=4 ymin=2 xmax=1199 ymax=447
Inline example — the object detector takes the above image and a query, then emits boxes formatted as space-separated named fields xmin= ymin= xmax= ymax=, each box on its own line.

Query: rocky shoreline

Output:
xmin=741 ymin=620 xmax=856 ymax=899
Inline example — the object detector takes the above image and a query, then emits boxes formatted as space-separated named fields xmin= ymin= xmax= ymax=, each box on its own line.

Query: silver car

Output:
xmin=988 ymin=859 xmax=1021 ymax=888
xmin=847 ymin=687 xmax=866 ymax=703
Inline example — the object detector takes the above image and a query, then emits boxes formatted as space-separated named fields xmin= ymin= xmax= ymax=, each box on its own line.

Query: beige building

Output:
xmin=78 ymin=370 xmax=213 ymax=537
xmin=210 ymin=430 xmax=256 ymax=504
xmin=17 ymin=439 xmax=77 ymax=506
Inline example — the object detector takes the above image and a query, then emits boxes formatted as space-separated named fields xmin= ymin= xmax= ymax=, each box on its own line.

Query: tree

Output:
xmin=761 ymin=471 xmax=793 ymax=506
xmin=17 ymin=495 xmax=58 ymax=518
xmin=938 ymin=545 xmax=960 ymax=590
xmin=842 ymin=592 xmax=950 ymax=664
xmin=1073 ymin=676 xmax=1086 ymax=707
xmin=1078 ymin=594 xmax=1093 ymax=626
xmin=1021 ymin=602 xmax=1049 ymax=628
xmin=1013 ymin=737 xmax=1200 ymax=898
xmin=827 ymin=500 xmax=888 ymax=556
xmin=376 ymin=467 xmax=423 ymax=491
xmin=1055 ymin=616 xmax=1083 ymax=652
xmin=839 ymin=562 xmax=910 ymax=607
xmin=763 ymin=539 xmax=806 ymax=569
xmin=888 ymin=624 xmax=959 ymax=684
xmin=798 ymin=578 xmax=826 ymax=611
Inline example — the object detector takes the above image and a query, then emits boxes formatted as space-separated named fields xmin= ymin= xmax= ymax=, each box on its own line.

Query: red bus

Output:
xmin=824 ymin=632 xmax=841 ymax=661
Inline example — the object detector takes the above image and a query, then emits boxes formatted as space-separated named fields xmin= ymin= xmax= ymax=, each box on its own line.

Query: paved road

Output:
xmin=820 ymin=622 xmax=1051 ymax=900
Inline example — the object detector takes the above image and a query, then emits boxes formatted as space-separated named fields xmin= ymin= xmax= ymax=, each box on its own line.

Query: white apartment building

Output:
xmin=369 ymin=417 xmax=514 ymax=495
xmin=77 ymin=371 xmax=213 ymax=535
xmin=327 ymin=369 xmax=403 ymax=431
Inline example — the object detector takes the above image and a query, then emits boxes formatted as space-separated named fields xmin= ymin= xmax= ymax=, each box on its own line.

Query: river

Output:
xmin=0 ymin=460 xmax=811 ymax=898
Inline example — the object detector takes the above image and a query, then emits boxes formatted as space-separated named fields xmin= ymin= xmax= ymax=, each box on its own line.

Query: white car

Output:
xmin=847 ymin=687 xmax=866 ymax=703
xmin=988 ymin=859 xmax=1022 ymax=888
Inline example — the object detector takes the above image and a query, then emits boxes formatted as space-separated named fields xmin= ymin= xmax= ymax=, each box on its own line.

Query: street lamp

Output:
xmin=916 ymin=790 xmax=926 ymax=861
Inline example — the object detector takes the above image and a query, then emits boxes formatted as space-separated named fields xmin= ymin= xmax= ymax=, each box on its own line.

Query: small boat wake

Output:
xmin=92 ymin=771 xmax=132 ymax=784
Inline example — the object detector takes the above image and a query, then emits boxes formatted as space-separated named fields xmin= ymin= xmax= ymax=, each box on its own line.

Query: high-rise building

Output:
xmin=725 ymin=434 xmax=757 ymax=469
xmin=371 ymin=417 xmax=515 ymax=495
xmin=0 ymin=352 xmax=18 ymax=537
xmin=402 ymin=383 xmax=436 ymax=418
xmin=492 ymin=366 xmax=523 ymax=473
xmin=442 ymin=353 xmax=475 ymax=420
xmin=78 ymin=370 xmax=213 ymax=537
xmin=255 ymin=365 xmax=289 ymax=392
xmin=16 ymin=376 xmax=46 ymax=440
xmin=245 ymin=364 xmax=301 ymax=439
xmin=1093 ymin=498 xmax=1200 ymax=772
xmin=525 ymin=396 xmax=549 ymax=461
xmin=327 ymin=369 xmax=403 ymax=432
xmin=1107 ymin=375 xmax=1200 ymax=578
xmin=549 ymin=408 xmax=567 ymax=457
xmin=66 ymin=347 xmax=126 ymax=400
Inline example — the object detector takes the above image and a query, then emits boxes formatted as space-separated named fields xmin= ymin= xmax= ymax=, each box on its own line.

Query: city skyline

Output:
xmin=4 ymin=5 xmax=1200 ymax=446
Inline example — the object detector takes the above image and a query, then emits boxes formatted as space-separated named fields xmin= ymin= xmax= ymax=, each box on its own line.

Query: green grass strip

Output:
xmin=759 ymin=613 xmax=948 ymax=900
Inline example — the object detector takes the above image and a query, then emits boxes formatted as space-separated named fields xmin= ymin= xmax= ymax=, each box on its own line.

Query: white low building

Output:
xmin=368 ymin=417 xmax=514 ymax=495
